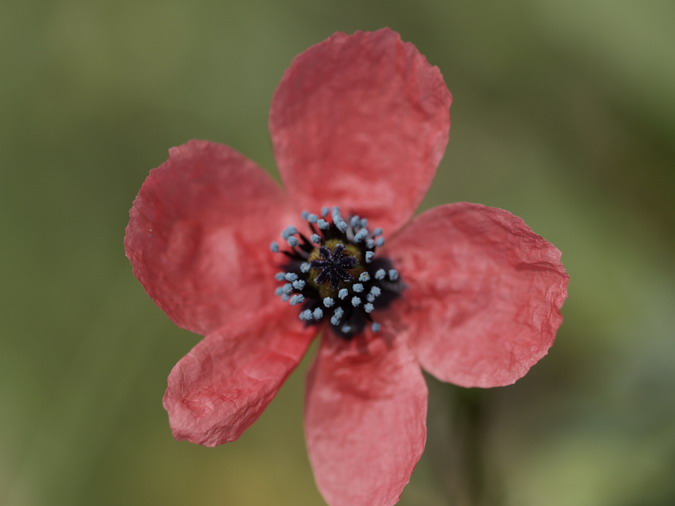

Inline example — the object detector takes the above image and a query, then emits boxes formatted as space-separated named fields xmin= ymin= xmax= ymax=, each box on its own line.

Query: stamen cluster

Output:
xmin=271 ymin=206 xmax=403 ymax=338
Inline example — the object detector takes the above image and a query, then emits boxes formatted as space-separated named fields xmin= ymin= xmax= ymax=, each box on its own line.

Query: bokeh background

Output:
xmin=2 ymin=1 xmax=674 ymax=505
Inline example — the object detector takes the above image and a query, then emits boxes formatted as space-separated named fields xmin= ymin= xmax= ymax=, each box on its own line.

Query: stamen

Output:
xmin=271 ymin=207 xmax=404 ymax=339
xmin=282 ymin=226 xmax=298 ymax=239
xmin=354 ymin=229 xmax=368 ymax=242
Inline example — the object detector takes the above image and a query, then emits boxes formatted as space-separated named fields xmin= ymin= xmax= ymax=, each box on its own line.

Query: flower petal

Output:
xmin=270 ymin=28 xmax=451 ymax=234
xmin=163 ymin=307 xmax=316 ymax=447
xmin=125 ymin=140 xmax=291 ymax=335
xmin=305 ymin=333 xmax=427 ymax=506
xmin=385 ymin=203 xmax=569 ymax=388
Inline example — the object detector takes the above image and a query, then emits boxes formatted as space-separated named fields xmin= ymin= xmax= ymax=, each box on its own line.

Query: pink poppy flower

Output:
xmin=125 ymin=28 xmax=568 ymax=506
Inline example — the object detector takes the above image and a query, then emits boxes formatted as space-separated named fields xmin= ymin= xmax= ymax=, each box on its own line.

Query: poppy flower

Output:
xmin=125 ymin=28 xmax=568 ymax=506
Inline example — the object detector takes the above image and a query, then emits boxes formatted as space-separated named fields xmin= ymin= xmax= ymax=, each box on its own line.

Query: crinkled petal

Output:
xmin=163 ymin=307 xmax=317 ymax=447
xmin=125 ymin=140 xmax=291 ymax=335
xmin=385 ymin=203 xmax=569 ymax=388
xmin=270 ymin=28 xmax=451 ymax=234
xmin=305 ymin=333 xmax=427 ymax=506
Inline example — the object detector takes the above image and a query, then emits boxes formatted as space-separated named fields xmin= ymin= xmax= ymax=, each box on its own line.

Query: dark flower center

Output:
xmin=270 ymin=206 xmax=403 ymax=339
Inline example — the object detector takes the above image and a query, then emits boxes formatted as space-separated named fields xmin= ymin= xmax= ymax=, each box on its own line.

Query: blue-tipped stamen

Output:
xmin=282 ymin=226 xmax=298 ymax=239
xmin=354 ymin=229 xmax=368 ymax=242
xmin=271 ymin=207 xmax=404 ymax=339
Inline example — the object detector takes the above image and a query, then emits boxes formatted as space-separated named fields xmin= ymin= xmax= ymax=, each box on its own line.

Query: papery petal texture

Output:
xmin=386 ymin=203 xmax=569 ymax=388
xmin=270 ymin=28 xmax=452 ymax=234
xmin=305 ymin=334 xmax=427 ymax=506
xmin=125 ymin=140 xmax=290 ymax=335
xmin=164 ymin=307 xmax=317 ymax=447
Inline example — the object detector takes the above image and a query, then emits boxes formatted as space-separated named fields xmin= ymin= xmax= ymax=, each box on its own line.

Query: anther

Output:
xmin=359 ymin=272 xmax=370 ymax=282
xmin=323 ymin=297 xmax=335 ymax=308
xmin=282 ymin=226 xmax=298 ymax=239
xmin=351 ymin=296 xmax=362 ymax=307
xmin=365 ymin=251 xmax=374 ymax=263
xmin=376 ymin=237 xmax=385 ymax=247
xmin=270 ymin=242 xmax=280 ymax=252
xmin=338 ymin=288 xmax=348 ymax=300
xmin=364 ymin=303 xmax=374 ymax=313
xmin=373 ymin=228 xmax=383 ymax=236
xmin=285 ymin=273 xmax=298 ymax=282
xmin=311 ymin=234 xmax=321 ymax=244
xmin=290 ymin=294 xmax=304 ymax=306
xmin=313 ymin=307 xmax=323 ymax=320
xmin=354 ymin=229 xmax=368 ymax=242
xmin=292 ymin=279 xmax=306 ymax=290
xmin=388 ymin=269 xmax=399 ymax=281
xmin=372 ymin=322 xmax=381 ymax=333
xmin=353 ymin=283 xmax=364 ymax=293
xmin=375 ymin=269 xmax=386 ymax=280
xmin=300 ymin=262 xmax=311 ymax=273
xmin=287 ymin=236 xmax=299 ymax=247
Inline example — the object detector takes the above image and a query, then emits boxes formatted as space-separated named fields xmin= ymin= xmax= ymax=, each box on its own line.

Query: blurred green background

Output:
xmin=2 ymin=1 xmax=674 ymax=505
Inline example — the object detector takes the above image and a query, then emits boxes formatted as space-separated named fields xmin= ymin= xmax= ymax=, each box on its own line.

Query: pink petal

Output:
xmin=270 ymin=28 xmax=451 ymax=234
xmin=164 ymin=307 xmax=316 ymax=447
xmin=125 ymin=140 xmax=291 ymax=335
xmin=305 ymin=333 xmax=427 ymax=506
xmin=385 ymin=203 xmax=569 ymax=388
